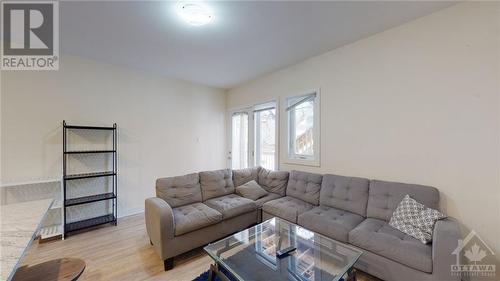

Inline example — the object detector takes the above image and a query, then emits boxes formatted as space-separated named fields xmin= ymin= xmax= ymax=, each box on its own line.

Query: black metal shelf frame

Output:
xmin=64 ymin=150 xmax=116 ymax=155
xmin=65 ymin=192 xmax=116 ymax=207
xmin=65 ymin=125 xmax=115 ymax=130
xmin=64 ymin=171 xmax=116 ymax=180
xmin=65 ymin=214 xmax=116 ymax=233
xmin=63 ymin=121 xmax=118 ymax=236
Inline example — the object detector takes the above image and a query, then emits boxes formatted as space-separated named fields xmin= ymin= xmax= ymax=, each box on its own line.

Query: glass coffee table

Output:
xmin=204 ymin=217 xmax=363 ymax=281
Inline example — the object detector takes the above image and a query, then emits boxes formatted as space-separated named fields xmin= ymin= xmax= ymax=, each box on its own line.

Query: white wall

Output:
xmin=228 ymin=1 xmax=500 ymax=268
xmin=1 ymin=55 xmax=227 ymax=217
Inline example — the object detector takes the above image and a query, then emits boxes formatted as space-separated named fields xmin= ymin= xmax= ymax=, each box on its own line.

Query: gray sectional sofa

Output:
xmin=145 ymin=168 xmax=288 ymax=270
xmin=145 ymin=167 xmax=461 ymax=281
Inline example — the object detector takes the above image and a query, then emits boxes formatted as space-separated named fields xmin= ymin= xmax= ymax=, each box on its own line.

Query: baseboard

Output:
xmin=118 ymin=207 xmax=144 ymax=218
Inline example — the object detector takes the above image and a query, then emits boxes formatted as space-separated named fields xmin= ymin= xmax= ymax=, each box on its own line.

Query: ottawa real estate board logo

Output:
xmin=451 ymin=230 xmax=496 ymax=278
xmin=1 ymin=1 xmax=59 ymax=70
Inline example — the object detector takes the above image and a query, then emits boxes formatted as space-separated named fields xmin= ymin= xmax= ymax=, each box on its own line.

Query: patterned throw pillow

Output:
xmin=389 ymin=195 xmax=446 ymax=244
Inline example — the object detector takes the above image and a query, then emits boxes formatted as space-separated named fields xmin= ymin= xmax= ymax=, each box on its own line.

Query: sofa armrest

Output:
xmin=432 ymin=217 xmax=461 ymax=281
xmin=145 ymin=197 xmax=175 ymax=260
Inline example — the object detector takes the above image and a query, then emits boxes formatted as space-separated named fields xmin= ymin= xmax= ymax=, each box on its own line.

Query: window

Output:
xmin=286 ymin=91 xmax=320 ymax=166
xmin=254 ymin=104 xmax=276 ymax=170
xmin=228 ymin=101 xmax=277 ymax=170
xmin=231 ymin=112 xmax=249 ymax=169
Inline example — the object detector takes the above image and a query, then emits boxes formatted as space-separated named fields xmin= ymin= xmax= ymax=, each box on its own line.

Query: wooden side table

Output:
xmin=12 ymin=258 xmax=85 ymax=281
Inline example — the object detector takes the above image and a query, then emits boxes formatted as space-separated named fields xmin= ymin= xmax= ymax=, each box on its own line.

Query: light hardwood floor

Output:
xmin=23 ymin=214 xmax=379 ymax=281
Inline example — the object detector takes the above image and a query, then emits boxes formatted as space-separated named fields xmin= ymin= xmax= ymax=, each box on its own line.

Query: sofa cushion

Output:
xmin=298 ymin=206 xmax=364 ymax=243
xmin=367 ymin=180 xmax=440 ymax=222
xmin=257 ymin=168 xmax=289 ymax=196
xmin=389 ymin=195 xmax=446 ymax=244
xmin=286 ymin=170 xmax=322 ymax=205
xmin=156 ymin=173 xmax=202 ymax=208
xmin=233 ymin=167 xmax=260 ymax=187
xmin=173 ymin=203 xmax=222 ymax=236
xmin=320 ymin=174 xmax=369 ymax=217
xmin=199 ymin=169 xmax=235 ymax=201
xmin=262 ymin=196 xmax=314 ymax=223
xmin=236 ymin=180 xmax=268 ymax=200
xmin=204 ymin=194 xmax=257 ymax=219
xmin=253 ymin=192 xmax=282 ymax=208
xmin=349 ymin=218 xmax=432 ymax=273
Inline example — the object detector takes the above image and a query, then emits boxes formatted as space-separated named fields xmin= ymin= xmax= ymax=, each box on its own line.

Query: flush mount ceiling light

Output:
xmin=177 ymin=3 xmax=213 ymax=26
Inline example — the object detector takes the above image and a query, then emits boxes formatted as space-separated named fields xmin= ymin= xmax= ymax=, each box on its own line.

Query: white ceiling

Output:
xmin=61 ymin=1 xmax=455 ymax=89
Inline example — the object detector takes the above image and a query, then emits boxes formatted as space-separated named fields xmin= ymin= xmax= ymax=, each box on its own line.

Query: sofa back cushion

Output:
xmin=233 ymin=167 xmax=260 ymax=187
xmin=199 ymin=169 xmax=235 ymax=200
xmin=286 ymin=170 xmax=322 ymax=205
xmin=320 ymin=174 xmax=369 ymax=217
xmin=156 ymin=173 xmax=202 ymax=208
xmin=257 ymin=168 xmax=289 ymax=196
xmin=367 ymin=179 xmax=440 ymax=221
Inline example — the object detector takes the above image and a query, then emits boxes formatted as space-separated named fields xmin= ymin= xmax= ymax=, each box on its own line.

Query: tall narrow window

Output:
xmin=231 ymin=112 xmax=249 ymax=169
xmin=254 ymin=104 xmax=276 ymax=170
xmin=286 ymin=91 xmax=320 ymax=166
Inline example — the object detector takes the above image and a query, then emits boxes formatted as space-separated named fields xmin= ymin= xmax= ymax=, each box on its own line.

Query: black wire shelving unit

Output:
xmin=63 ymin=121 xmax=118 ymax=236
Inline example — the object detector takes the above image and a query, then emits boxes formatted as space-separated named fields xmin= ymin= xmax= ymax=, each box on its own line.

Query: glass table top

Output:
xmin=204 ymin=217 xmax=363 ymax=281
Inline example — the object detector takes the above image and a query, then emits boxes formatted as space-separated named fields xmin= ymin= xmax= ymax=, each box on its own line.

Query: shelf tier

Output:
xmin=64 ymin=150 xmax=116 ymax=154
xmin=65 ymin=192 xmax=116 ymax=207
xmin=66 ymin=214 xmax=116 ymax=233
xmin=64 ymin=171 xmax=116 ymax=180
xmin=65 ymin=125 xmax=115 ymax=130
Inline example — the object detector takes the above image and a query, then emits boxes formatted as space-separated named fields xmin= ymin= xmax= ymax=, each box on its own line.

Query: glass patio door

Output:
xmin=229 ymin=101 xmax=277 ymax=170
xmin=254 ymin=106 xmax=276 ymax=170
xmin=230 ymin=112 xmax=249 ymax=169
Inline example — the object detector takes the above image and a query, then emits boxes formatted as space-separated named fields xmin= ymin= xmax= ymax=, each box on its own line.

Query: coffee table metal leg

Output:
xmin=346 ymin=268 xmax=357 ymax=281
xmin=208 ymin=264 xmax=215 ymax=281
xmin=209 ymin=263 xmax=231 ymax=281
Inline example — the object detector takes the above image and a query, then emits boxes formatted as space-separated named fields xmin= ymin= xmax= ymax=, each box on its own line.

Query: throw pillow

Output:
xmin=236 ymin=180 xmax=268 ymax=200
xmin=389 ymin=194 xmax=446 ymax=244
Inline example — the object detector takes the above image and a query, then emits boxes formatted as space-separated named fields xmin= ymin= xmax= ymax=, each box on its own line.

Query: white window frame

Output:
xmin=284 ymin=89 xmax=320 ymax=167
xmin=227 ymin=100 xmax=279 ymax=170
